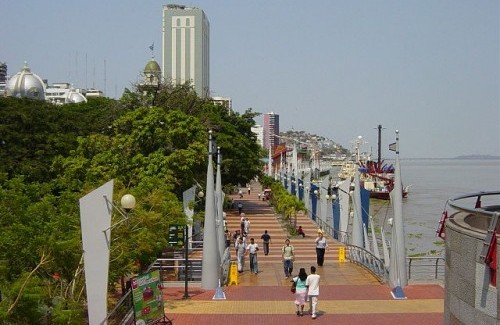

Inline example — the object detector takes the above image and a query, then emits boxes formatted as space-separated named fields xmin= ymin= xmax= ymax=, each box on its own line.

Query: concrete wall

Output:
xmin=445 ymin=212 xmax=499 ymax=324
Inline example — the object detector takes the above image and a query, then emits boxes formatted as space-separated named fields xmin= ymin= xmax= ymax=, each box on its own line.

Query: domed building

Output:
xmin=5 ymin=62 xmax=45 ymax=100
xmin=45 ymin=82 xmax=87 ymax=105
xmin=143 ymin=58 xmax=161 ymax=86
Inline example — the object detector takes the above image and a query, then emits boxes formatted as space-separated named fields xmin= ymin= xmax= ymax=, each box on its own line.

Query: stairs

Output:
xmin=226 ymin=183 xmax=342 ymax=279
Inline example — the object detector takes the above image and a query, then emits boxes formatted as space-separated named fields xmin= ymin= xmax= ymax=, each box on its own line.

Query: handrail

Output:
xmin=315 ymin=216 xmax=350 ymax=245
xmin=407 ymin=256 xmax=445 ymax=280
xmin=448 ymin=191 xmax=500 ymax=217
xmin=346 ymin=244 xmax=388 ymax=283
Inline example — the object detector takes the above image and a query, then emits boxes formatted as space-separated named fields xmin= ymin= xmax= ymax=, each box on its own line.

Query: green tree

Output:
xmin=0 ymin=83 xmax=265 ymax=322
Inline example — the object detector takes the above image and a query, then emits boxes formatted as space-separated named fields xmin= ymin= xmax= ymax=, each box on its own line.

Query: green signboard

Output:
xmin=131 ymin=270 xmax=164 ymax=324
xmin=168 ymin=224 xmax=186 ymax=246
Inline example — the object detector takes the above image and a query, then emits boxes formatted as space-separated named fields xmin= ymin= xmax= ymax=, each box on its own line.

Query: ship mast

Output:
xmin=376 ymin=124 xmax=385 ymax=167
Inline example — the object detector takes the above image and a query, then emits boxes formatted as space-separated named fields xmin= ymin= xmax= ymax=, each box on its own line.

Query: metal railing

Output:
xmin=103 ymin=240 xmax=236 ymax=324
xmin=447 ymin=191 xmax=500 ymax=217
xmin=104 ymin=291 xmax=134 ymax=325
xmin=346 ymin=244 xmax=388 ymax=283
xmin=407 ymin=256 xmax=445 ymax=280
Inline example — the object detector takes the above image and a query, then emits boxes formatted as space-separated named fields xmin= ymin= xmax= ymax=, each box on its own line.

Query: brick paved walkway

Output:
xmin=162 ymin=182 xmax=444 ymax=324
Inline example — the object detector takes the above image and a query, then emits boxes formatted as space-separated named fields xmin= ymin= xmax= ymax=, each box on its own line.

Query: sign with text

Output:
xmin=131 ymin=270 xmax=164 ymax=324
xmin=168 ymin=224 xmax=186 ymax=246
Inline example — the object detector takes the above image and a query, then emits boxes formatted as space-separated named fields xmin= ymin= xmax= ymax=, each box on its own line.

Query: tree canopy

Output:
xmin=0 ymin=83 xmax=264 ymax=323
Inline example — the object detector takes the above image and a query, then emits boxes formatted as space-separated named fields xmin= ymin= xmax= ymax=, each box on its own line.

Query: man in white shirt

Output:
xmin=235 ymin=237 xmax=246 ymax=272
xmin=246 ymin=238 xmax=259 ymax=274
xmin=306 ymin=266 xmax=320 ymax=319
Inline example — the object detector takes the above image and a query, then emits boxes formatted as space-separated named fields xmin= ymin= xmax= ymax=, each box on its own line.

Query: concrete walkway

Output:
xmin=162 ymin=182 xmax=444 ymax=324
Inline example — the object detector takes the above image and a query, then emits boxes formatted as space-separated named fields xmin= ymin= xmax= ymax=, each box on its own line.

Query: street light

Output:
xmin=103 ymin=193 xmax=137 ymax=242
xmin=120 ymin=194 xmax=136 ymax=212
xmin=79 ymin=180 xmax=137 ymax=325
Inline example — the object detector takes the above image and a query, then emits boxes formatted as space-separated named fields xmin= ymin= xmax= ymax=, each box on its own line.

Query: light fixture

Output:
xmin=120 ymin=194 xmax=136 ymax=212
xmin=198 ymin=190 xmax=205 ymax=198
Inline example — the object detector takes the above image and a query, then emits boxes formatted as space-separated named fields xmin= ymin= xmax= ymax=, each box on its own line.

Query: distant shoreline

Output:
xmin=385 ymin=156 xmax=500 ymax=160
xmin=453 ymin=155 xmax=500 ymax=160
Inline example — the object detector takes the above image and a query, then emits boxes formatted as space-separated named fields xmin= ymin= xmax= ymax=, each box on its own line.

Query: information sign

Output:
xmin=131 ymin=270 xmax=164 ymax=324
xmin=168 ymin=224 xmax=186 ymax=246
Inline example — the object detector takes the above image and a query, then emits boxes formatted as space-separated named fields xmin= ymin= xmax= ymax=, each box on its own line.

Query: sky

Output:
xmin=1 ymin=1 xmax=499 ymax=158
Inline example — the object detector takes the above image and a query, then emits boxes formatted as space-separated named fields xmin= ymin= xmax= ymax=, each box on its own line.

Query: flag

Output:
xmin=389 ymin=142 xmax=397 ymax=152
xmin=149 ymin=43 xmax=154 ymax=51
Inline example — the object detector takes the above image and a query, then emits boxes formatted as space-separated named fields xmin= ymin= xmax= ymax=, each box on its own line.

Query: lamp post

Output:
xmin=79 ymin=180 xmax=136 ymax=325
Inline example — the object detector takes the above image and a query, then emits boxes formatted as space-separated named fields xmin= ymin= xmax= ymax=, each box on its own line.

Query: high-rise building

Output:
xmin=0 ymin=62 xmax=7 ymax=96
xmin=162 ymin=4 xmax=210 ymax=97
xmin=0 ymin=62 xmax=7 ymax=83
xmin=251 ymin=125 xmax=264 ymax=147
xmin=263 ymin=112 xmax=279 ymax=149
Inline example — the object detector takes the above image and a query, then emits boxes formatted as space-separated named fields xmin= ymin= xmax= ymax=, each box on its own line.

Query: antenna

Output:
xmin=85 ymin=53 xmax=88 ymax=89
xmin=75 ymin=51 xmax=78 ymax=85
xmin=104 ymin=59 xmax=107 ymax=96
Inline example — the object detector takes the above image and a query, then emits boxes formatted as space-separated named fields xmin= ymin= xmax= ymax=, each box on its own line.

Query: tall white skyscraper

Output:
xmin=162 ymin=4 xmax=210 ymax=97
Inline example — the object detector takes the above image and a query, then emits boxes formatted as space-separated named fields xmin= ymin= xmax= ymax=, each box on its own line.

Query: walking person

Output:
xmin=246 ymin=238 xmax=259 ymax=274
xmin=240 ymin=213 xmax=245 ymax=233
xmin=315 ymin=230 xmax=328 ymax=266
xmin=306 ymin=266 xmax=321 ymax=319
xmin=292 ymin=268 xmax=308 ymax=316
xmin=237 ymin=202 xmax=243 ymax=215
xmin=235 ymin=237 xmax=246 ymax=272
xmin=224 ymin=229 xmax=232 ymax=248
xmin=247 ymin=186 xmax=251 ymax=195
xmin=282 ymin=239 xmax=295 ymax=278
xmin=260 ymin=230 xmax=271 ymax=255
xmin=244 ymin=217 xmax=250 ymax=235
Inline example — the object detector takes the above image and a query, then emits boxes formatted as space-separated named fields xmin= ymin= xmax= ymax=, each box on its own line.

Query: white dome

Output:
xmin=67 ymin=88 xmax=87 ymax=103
xmin=6 ymin=62 xmax=45 ymax=100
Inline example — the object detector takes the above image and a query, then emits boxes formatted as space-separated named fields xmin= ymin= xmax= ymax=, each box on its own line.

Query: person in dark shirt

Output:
xmin=260 ymin=230 xmax=272 ymax=255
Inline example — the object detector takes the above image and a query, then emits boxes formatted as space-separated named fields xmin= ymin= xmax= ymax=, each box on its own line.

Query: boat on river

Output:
xmin=338 ymin=125 xmax=409 ymax=200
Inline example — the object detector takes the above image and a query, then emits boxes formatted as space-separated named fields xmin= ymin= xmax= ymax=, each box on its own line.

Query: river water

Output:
xmin=370 ymin=159 xmax=500 ymax=256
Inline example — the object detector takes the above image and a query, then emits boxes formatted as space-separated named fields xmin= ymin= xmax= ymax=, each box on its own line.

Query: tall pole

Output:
xmin=351 ymin=166 xmax=364 ymax=247
xmin=183 ymin=225 xmax=189 ymax=299
xmin=268 ymin=146 xmax=272 ymax=177
xmin=216 ymin=147 xmax=225 ymax=260
xmin=201 ymin=130 xmax=218 ymax=289
xmin=389 ymin=130 xmax=408 ymax=290
xmin=377 ymin=124 xmax=382 ymax=166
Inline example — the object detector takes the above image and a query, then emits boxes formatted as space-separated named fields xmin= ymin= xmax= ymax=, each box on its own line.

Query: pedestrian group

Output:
xmin=226 ymin=189 xmax=328 ymax=320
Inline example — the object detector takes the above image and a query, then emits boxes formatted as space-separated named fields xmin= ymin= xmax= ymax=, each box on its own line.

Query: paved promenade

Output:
xmin=162 ymin=183 xmax=444 ymax=324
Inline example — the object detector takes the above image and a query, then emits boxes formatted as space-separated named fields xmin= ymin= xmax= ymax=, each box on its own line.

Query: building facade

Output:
xmin=251 ymin=125 xmax=264 ymax=147
xmin=0 ymin=62 xmax=6 ymax=96
xmin=263 ymin=112 xmax=279 ymax=149
xmin=162 ymin=4 xmax=210 ymax=97
xmin=212 ymin=96 xmax=232 ymax=114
